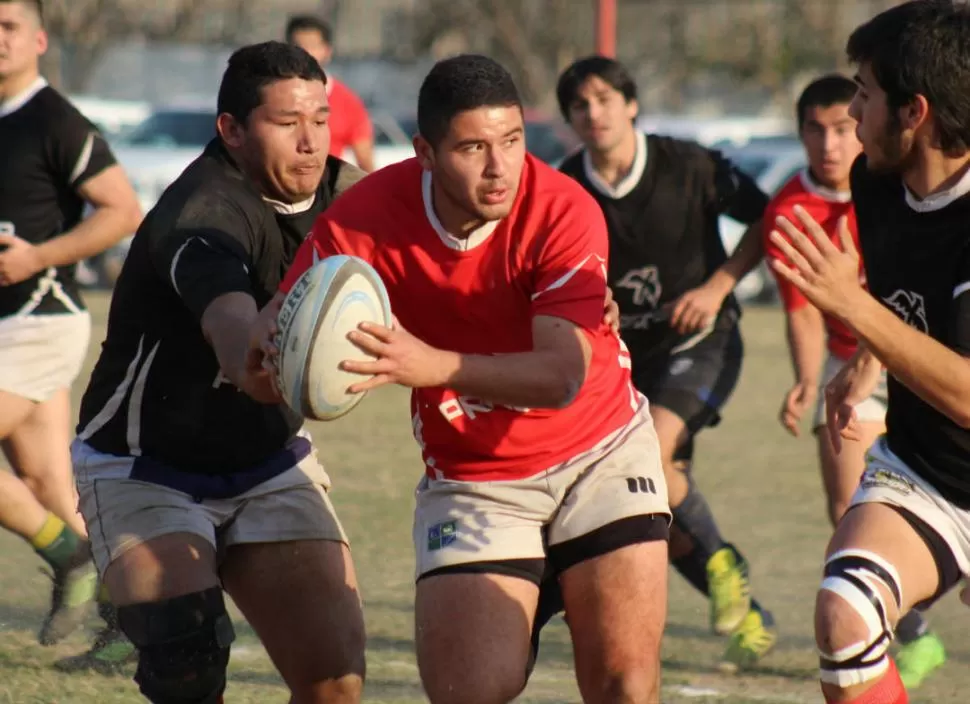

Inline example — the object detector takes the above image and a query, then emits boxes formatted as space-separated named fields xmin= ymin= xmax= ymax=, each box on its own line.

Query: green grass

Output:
xmin=1 ymin=291 xmax=967 ymax=703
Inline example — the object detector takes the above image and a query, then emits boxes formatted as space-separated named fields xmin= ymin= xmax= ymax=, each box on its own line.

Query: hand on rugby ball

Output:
xmin=342 ymin=317 xmax=452 ymax=393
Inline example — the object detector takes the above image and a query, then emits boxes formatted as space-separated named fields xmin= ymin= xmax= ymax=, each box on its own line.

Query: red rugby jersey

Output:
xmin=327 ymin=78 xmax=372 ymax=160
xmin=281 ymin=155 xmax=640 ymax=481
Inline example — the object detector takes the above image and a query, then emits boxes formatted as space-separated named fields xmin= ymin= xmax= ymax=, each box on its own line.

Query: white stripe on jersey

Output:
xmin=531 ymin=253 xmax=606 ymax=301
xmin=953 ymin=281 xmax=970 ymax=299
xmin=69 ymin=132 xmax=95 ymax=185
xmin=78 ymin=335 xmax=146 ymax=441
xmin=126 ymin=340 xmax=161 ymax=456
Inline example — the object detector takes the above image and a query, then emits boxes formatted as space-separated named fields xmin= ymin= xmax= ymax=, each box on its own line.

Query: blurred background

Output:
xmin=58 ymin=0 xmax=905 ymax=298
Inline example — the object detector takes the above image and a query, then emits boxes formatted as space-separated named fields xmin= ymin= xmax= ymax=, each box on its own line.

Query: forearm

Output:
xmin=35 ymin=205 xmax=137 ymax=268
xmin=786 ymin=305 xmax=826 ymax=386
xmin=201 ymin=293 xmax=259 ymax=387
xmin=847 ymin=293 xmax=970 ymax=426
xmin=708 ymin=220 xmax=765 ymax=296
xmin=441 ymin=349 xmax=585 ymax=409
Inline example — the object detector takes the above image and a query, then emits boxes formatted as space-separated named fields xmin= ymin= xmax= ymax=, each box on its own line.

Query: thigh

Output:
xmin=547 ymin=409 xmax=671 ymax=573
xmin=221 ymin=539 xmax=365 ymax=696
xmin=416 ymin=572 xmax=538 ymax=704
xmin=3 ymin=388 xmax=72 ymax=479
xmin=561 ymin=541 xmax=668 ymax=704
xmin=0 ymin=390 xmax=34 ymax=439
xmin=412 ymin=474 xmax=551 ymax=581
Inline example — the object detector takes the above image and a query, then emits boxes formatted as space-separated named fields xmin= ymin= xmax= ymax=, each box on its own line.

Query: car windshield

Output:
xmin=123 ymin=111 xmax=216 ymax=148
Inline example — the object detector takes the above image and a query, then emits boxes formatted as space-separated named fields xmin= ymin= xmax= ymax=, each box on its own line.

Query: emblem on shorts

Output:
xmin=427 ymin=520 xmax=458 ymax=551
xmin=861 ymin=467 xmax=915 ymax=496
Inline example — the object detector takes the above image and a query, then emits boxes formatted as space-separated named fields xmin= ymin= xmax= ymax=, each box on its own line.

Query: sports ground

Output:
xmin=0 ymin=291 xmax=966 ymax=704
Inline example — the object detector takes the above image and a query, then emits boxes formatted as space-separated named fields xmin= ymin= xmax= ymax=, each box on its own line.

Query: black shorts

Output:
xmin=633 ymin=325 xmax=743 ymax=436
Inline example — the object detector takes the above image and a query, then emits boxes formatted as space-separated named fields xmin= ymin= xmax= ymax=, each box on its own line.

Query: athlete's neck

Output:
xmin=806 ymin=166 xmax=850 ymax=194
xmin=903 ymin=149 xmax=970 ymax=201
xmin=0 ymin=68 xmax=41 ymax=103
xmin=430 ymin=178 xmax=487 ymax=238
xmin=588 ymin=128 xmax=639 ymax=187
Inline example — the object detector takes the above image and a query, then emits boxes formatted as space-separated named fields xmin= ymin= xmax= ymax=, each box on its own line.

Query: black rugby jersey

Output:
xmin=559 ymin=132 xmax=767 ymax=364
xmin=0 ymin=80 xmax=117 ymax=317
xmin=77 ymin=139 xmax=364 ymax=476
xmin=851 ymin=155 xmax=970 ymax=507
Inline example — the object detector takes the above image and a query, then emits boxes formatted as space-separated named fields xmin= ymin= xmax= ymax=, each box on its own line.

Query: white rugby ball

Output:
xmin=275 ymin=255 xmax=392 ymax=421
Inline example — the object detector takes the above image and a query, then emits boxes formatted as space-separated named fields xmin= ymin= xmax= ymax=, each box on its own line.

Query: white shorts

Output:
xmin=0 ymin=312 xmax=91 ymax=402
xmin=850 ymin=436 xmax=970 ymax=579
xmin=412 ymin=399 xmax=671 ymax=581
xmin=813 ymin=354 xmax=888 ymax=429
xmin=72 ymin=439 xmax=349 ymax=575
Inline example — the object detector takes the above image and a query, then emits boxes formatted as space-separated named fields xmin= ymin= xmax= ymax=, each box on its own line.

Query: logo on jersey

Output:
xmin=617 ymin=266 xmax=662 ymax=308
xmin=861 ymin=467 xmax=914 ymax=496
xmin=427 ymin=520 xmax=458 ymax=551
xmin=882 ymin=290 xmax=928 ymax=333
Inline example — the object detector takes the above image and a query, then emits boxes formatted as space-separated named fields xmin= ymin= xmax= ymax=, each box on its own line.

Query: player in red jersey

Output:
xmin=764 ymin=74 xmax=946 ymax=689
xmin=285 ymin=15 xmax=375 ymax=172
xmin=256 ymin=54 xmax=671 ymax=704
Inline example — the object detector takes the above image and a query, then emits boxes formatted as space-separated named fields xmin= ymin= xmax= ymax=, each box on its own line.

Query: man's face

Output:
xmin=799 ymin=103 xmax=862 ymax=188
xmin=849 ymin=62 xmax=916 ymax=174
xmin=415 ymin=105 xmax=526 ymax=224
xmin=566 ymin=75 xmax=638 ymax=153
xmin=289 ymin=29 xmax=332 ymax=67
xmin=220 ymin=77 xmax=330 ymax=203
xmin=0 ymin=2 xmax=46 ymax=82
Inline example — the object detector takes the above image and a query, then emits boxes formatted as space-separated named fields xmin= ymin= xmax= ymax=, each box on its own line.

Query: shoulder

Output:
xmin=648 ymin=134 xmax=710 ymax=164
xmin=766 ymin=172 xmax=808 ymax=212
xmin=321 ymin=158 xmax=422 ymax=228
xmin=324 ymin=156 xmax=367 ymax=199
xmin=528 ymin=156 xmax=602 ymax=219
xmin=168 ymin=149 xmax=266 ymax=231
xmin=33 ymin=87 xmax=100 ymax=137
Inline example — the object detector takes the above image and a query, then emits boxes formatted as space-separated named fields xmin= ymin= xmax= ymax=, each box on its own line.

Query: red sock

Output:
xmin=826 ymin=660 xmax=908 ymax=704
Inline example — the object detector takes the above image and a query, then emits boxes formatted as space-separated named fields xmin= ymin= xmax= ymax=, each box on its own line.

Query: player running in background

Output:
xmin=65 ymin=42 xmax=366 ymax=702
xmin=285 ymin=14 xmax=375 ymax=172
xmin=265 ymin=54 xmax=672 ymax=704
xmin=770 ymin=2 xmax=970 ymax=702
xmin=0 ymin=0 xmax=141 ymax=646
xmin=764 ymin=72 xmax=946 ymax=690
xmin=552 ymin=55 xmax=775 ymax=672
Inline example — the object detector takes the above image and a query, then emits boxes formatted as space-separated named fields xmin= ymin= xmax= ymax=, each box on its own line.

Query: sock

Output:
xmin=672 ymin=547 xmax=710 ymax=596
xmin=895 ymin=608 xmax=929 ymax=645
xmin=671 ymin=475 xmax=727 ymax=562
xmin=30 ymin=513 xmax=81 ymax=571
xmin=825 ymin=659 xmax=908 ymax=704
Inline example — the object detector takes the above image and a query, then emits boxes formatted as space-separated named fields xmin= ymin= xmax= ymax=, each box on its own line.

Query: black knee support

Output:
xmin=116 ymin=587 xmax=235 ymax=704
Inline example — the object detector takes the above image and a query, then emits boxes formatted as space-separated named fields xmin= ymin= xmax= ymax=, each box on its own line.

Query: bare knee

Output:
xmin=291 ymin=674 xmax=363 ymax=704
xmin=422 ymin=665 xmax=525 ymax=704
xmin=587 ymin=668 xmax=659 ymax=704
xmin=815 ymin=589 xmax=869 ymax=655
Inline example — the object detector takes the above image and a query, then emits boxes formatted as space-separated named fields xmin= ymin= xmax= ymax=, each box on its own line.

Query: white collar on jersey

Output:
xmin=903 ymin=163 xmax=970 ymax=213
xmin=582 ymin=130 xmax=648 ymax=200
xmin=0 ymin=76 xmax=47 ymax=118
xmin=421 ymin=170 xmax=499 ymax=252
xmin=263 ymin=194 xmax=316 ymax=215
xmin=798 ymin=168 xmax=851 ymax=203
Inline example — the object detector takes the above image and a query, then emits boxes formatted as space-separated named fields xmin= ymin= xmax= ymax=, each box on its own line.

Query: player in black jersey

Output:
xmin=0 ymin=0 xmax=141 ymax=647
xmin=770 ymin=3 xmax=970 ymax=703
xmin=548 ymin=55 xmax=776 ymax=672
xmin=68 ymin=42 xmax=366 ymax=703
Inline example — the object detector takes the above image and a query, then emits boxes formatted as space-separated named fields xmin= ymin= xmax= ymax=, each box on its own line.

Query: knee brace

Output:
xmin=117 ymin=587 xmax=235 ymax=704
xmin=818 ymin=550 xmax=902 ymax=688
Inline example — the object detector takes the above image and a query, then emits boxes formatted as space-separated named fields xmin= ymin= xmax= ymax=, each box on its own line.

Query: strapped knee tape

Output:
xmin=818 ymin=550 xmax=903 ymax=688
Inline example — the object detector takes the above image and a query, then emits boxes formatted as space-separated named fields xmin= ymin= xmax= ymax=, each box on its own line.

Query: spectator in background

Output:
xmin=285 ymin=14 xmax=376 ymax=172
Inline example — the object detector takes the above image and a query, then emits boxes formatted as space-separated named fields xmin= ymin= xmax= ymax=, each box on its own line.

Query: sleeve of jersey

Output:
xmin=50 ymin=111 xmax=117 ymax=190
xmin=948 ymin=247 xmax=970 ymax=356
xmin=708 ymin=150 xmax=769 ymax=224
xmin=153 ymin=200 xmax=256 ymax=321
xmin=530 ymin=200 xmax=609 ymax=330
xmin=761 ymin=200 xmax=809 ymax=312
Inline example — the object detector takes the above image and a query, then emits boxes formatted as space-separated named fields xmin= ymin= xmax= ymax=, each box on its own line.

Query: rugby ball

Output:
xmin=275 ymin=255 xmax=392 ymax=421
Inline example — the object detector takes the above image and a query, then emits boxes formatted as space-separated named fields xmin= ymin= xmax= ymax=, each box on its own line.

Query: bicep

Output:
xmin=532 ymin=314 xmax=593 ymax=379
xmin=52 ymin=116 xmax=116 ymax=190
xmin=76 ymin=164 xmax=139 ymax=212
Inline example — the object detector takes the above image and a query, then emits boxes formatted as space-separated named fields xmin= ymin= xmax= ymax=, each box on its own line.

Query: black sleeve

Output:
xmin=705 ymin=149 xmax=769 ymax=224
xmin=48 ymin=105 xmax=117 ymax=191
xmin=152 ymin=191 xmax=261 ymax=321
xmin=949 ymin=245 xmax=970 ymax=356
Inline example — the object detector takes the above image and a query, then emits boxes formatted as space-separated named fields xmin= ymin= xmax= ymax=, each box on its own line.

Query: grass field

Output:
xmin=0 ymin=291 xmax=967 ymax=704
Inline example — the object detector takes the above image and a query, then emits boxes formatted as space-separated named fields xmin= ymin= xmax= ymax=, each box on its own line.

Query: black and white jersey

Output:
xmin=77 ymin=139 xmax=364 ymax=477
xmin=559 ymin=132 xmax=767 ymax=365
xmin=0 ymin=78 xmax=117 ymax=317
xmin=852 ymin=154 xmax=970 ymax=507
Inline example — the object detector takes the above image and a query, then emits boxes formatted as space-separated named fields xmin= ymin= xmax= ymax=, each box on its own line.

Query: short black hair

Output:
xmin=417 ymin=54 xmax=522 ymax=148
xmin=555 ymin=56 xmax=638 ymax=121
xmin=796 ymin=74 xmax=858 ymax=130
xmin=0 ymin=0 xmax=43 ymax=24
xmin=285 ymin=15 xmax=332 ymax=45
xmin=217 ymin=41 xmax=326 ymax=125
xmin=847 ymin=0 xmax=970 ymax=153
